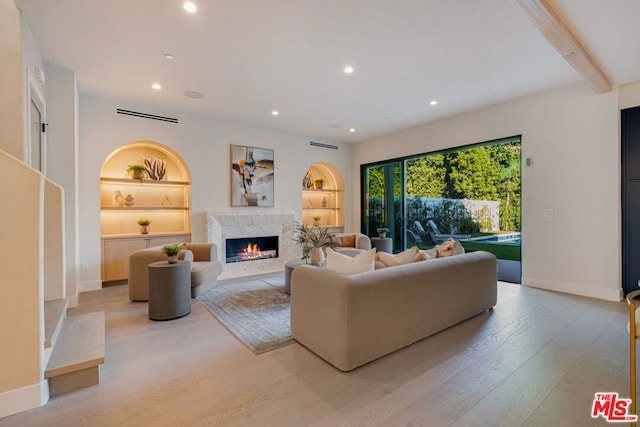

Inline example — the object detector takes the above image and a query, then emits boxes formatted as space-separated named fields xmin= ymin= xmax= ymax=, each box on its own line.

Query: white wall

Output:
xmin=20 ymin=13 xmax=44 ymax=164
xmin=352 ymin=82 xmax=622 ymax=301
xmin=77 ymin=95 xmax=352 ymax=291
xmin=0 ymin=0 xmax=22 ymax=159
xmin=45 ymin=63 xmax=79 ymax=305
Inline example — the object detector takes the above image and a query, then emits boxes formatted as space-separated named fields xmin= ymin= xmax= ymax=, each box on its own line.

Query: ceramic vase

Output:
xmin=309 ymin=247 xmax=325 ymax=265
xmin=167 ymin=254 xmax=178 ymax=264
xmin=139 ymin=225 xmax=150 ymax=234
xmin=124 ymin=194 xmax=135 ymax=207
xmin=113 ymin=190 xmax=124 ymax=207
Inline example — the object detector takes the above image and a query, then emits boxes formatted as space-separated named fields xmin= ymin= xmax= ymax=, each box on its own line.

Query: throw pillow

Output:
xmin=326 ymin=248 xmax=375 ymax=274
xmin=332 ymin=234 xmax=356 ymax=248
xmin=436 ymin=238 xmax=465 ymax=257
xmin=417 ymin=248 xmax=437 ymax=261
xmin=375 ymin=246 xmax=420 ymax=267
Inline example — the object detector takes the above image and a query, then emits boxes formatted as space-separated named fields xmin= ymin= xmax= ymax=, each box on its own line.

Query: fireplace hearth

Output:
xmin=226 ymin=236 xmax=279 ymax=263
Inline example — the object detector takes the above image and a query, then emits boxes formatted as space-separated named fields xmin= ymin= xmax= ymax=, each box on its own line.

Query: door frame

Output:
xmin=26 ymin=69 xmax=46 ymax=175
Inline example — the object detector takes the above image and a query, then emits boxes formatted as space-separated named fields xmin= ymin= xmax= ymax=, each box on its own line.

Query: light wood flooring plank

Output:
xmin=0 ymin=278 xmax=635 ymax=427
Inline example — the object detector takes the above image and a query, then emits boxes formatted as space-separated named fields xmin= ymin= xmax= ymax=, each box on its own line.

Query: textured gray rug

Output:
xmin=196 ymin=275 xmax=294 ymax=354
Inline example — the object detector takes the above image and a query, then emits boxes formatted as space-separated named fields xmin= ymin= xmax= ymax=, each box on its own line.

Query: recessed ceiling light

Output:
xmin=349 ymin=128 xmax=356 ymax=133
xmin=183 ymin=1 xmax=197 ymax=13
xmin=152 ymin=83 xmax=162 ymax=90
xmin=429 ymin=100 xmax=438 ymax=106
xmin=184 ymin=90 xmax=203 ymax=99
xmin=164 ymin=53 xmax=175 ymax=60
xmin=344 ymin=65 xmax=354 ymax=74
xmin=271 ymin=110 xmax=279 ymax=116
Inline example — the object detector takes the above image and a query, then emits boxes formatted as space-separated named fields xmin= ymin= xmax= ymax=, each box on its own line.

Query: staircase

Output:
xmin=43 ymin=300 xmax=105 ymax=397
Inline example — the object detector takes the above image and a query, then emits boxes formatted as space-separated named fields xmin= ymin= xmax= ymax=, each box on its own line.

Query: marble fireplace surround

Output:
xmin=206 ymin=212 xmax=299 ymax=279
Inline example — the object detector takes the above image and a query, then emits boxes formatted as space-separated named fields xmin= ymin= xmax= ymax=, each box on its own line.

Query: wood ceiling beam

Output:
xmin=513 ymin=0 xmax=612 ymax=94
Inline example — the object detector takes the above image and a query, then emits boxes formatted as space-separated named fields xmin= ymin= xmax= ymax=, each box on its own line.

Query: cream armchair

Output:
xmin=332 ymin=232 xmax=371 ymax=257
xmin=128 ymin=243 xmax=223 ymax=301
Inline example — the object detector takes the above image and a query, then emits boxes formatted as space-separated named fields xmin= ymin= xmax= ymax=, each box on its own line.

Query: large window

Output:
xmin=361 ymin=136 xmax=521 ymax=260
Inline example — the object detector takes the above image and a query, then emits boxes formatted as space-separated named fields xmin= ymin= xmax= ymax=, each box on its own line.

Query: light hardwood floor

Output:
xmin=1 ymin=276 xmax=633 ymax=426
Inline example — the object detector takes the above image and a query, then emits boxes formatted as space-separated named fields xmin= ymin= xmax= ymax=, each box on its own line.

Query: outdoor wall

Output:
xmin=77 ymin=95 xmax=352 ymax=291
xmin=0 ymin=0 xmax=22 ymax=159
xmin=352 ymin=82 xmax=621 ymax=301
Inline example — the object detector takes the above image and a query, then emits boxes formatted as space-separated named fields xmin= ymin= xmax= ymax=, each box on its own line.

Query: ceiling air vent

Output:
xmin=309 ymin=141 xmax=338 ymax=150
xmin=116 ymin=108 xmax=178 ymax=124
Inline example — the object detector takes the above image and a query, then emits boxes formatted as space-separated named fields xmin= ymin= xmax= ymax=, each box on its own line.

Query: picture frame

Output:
xmin=143 ymin=156 xmax=167 ymax=181
xmin=230 ymin=144 xmax=274 ymax=207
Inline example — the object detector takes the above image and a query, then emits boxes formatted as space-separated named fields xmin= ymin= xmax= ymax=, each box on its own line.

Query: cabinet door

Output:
xmin=102 ymin=238 xmax=149 ymax=282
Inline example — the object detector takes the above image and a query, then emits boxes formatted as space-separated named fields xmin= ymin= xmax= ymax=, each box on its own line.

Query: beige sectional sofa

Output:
xmin=290 ymin=250 xmax=497 ymax=371
xmin=128 ymin=243 xmax=223 ymax=301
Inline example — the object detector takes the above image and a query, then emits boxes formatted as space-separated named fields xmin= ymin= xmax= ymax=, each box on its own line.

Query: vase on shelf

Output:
xmin=139 ymin=225 xmax=150 ymax=234
xmin=113 ymin=190 xmax=124 ymax=207
xmin=161 ymin=195 xmax=172 ymax=208
xmin=321 ymin=197 xmax=328 ymax=208
xmin=124 ymin=194 xmax=135 ymax=207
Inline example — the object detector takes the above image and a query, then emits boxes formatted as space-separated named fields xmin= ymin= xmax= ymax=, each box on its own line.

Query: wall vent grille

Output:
xmin=116 ymin=108 xmax=178 ymax=124
xmin=309 ymin=141 xmax=338 ymax=150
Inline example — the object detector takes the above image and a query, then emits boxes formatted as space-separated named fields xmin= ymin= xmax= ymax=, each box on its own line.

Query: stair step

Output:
xmin=45 ymin=311 xmax=105 ymax=397
xmin=44 ymin=299 xmax=67 ymax=349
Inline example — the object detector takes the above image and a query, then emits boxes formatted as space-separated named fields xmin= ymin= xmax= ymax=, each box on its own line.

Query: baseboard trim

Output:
xmin=522 ymin=276 xmax=623 ymax=302
xmin=0 ymin=380 xmax=49 ymax=418
xmin=78 ymin=280 xmax=102 ymax=293
xmin=66 ymin=295 xmax=79 ymax=308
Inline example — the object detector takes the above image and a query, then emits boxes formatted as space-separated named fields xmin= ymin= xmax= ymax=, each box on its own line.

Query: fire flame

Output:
xmin=245 ymin=243 xmax=260 ymax=253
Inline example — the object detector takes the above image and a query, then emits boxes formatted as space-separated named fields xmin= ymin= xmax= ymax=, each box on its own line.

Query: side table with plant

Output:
xmin=161 ymin=243 xmax=184 ymax=264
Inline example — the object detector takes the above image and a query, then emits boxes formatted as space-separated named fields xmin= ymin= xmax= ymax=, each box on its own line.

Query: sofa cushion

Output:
xmin=326 ymin=248 xmax=375 ymax=275
xmin=375 ymin=246 xmax=420 ymax=268
xmin=332 ymin=234 xmax=356 ymax=248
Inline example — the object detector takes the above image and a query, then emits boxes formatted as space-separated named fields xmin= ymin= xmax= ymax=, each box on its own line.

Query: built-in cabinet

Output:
xmin=101 ymin=233 xmax=191 ymax=282
xmin=302 ymin=163 xmax=344 ymax=233
xmin=100 ymin=141 xmax=191 ymax=283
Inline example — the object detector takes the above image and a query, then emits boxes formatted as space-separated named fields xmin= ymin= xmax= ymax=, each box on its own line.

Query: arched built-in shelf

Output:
xmin=99 ymin=141 xmax=192 ymax=282
xmin=302 ymin=163 xmax=344 ymax=233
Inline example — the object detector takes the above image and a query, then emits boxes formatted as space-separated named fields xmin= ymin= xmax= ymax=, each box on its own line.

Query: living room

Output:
xmin=3 ymin=0 xmax=640 ymax=424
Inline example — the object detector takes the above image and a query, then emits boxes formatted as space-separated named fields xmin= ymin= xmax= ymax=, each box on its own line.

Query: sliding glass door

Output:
xmin=362 ymin=160 xmax=404 ymax=252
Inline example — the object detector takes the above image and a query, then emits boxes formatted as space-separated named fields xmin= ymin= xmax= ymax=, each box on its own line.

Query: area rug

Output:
xmin=196 ymin=275 xmax=294 ymax=354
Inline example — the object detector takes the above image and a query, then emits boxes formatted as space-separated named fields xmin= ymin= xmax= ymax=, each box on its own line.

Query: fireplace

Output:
xmin=225 ymin=236 xmax=279 ymax=263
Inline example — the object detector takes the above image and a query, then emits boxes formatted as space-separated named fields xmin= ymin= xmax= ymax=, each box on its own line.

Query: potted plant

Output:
xmin=137 ymin=218 xmax=151 ymax=234
xmin=377 ymin=227 xmax=389 ymax=239
xmin=293 ymin=221 xmax=338 ymax=265
xmin=161 ymin=243 xmax=183 ymax=264
xmin=126 ymin=164 xmax=146 ymax=180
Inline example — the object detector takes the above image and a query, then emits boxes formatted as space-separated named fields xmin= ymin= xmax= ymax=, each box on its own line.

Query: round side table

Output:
xmin=148 ymin=260 xmax=191 ymax=321
xmin=371 ymin=237 xmax=393 ymax=254
xmin=284 ymin=259 xmax=306 ymax=295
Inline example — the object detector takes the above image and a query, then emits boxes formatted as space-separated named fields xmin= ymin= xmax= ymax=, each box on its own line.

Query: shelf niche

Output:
xmin=302 ymin=162 xmax=344 ymax=232
xmin=100 ymin=141 xmax=192 ymax=237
